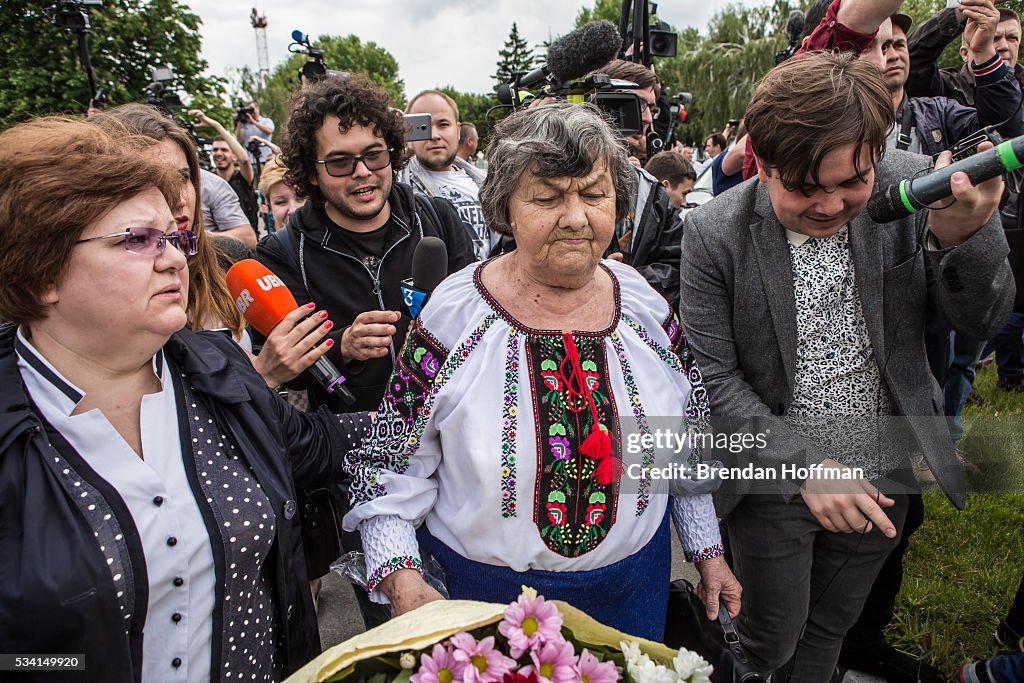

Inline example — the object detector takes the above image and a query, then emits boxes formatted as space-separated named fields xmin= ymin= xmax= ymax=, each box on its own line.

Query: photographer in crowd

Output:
xmin=234 ymin=100 xmax=275 ymax=166
xmin=593 ymin=58 xmax=685 ymax=309
xmin=189 ymin=108 xmax=259 ymax=232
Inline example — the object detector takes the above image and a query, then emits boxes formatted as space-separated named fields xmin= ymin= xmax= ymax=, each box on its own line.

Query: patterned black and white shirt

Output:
xmin=786 ymin=227 xmax=902 ymax=478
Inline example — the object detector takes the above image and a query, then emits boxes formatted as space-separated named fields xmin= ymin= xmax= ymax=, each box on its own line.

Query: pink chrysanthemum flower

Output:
xmin=411 ymin=643 xmax=467 ymax=683
xmin=575 ymin=649 xmax=619 ymax=683
xmin=451 ymin=632 xmax=517 ymax=683
xmin=497 ymin=592 xmax=564 ymax=658
xmin=525 ymin=639 xmax=577 ymax=683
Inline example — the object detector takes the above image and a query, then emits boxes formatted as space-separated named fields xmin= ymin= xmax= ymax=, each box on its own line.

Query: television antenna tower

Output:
xmin=250 ymin=7 xmax=269 ymax=91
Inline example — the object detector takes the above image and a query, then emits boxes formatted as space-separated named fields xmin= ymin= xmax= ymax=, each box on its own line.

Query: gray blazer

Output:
xmin=679 ymin=149 xmax=1014 ymax=514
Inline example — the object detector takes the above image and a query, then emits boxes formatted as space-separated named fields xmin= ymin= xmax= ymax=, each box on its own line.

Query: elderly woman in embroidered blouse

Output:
xmin=0 ymin=118 xmax=370 ymax=682
xmin=343 ymin=102 xmax=741 ymax=639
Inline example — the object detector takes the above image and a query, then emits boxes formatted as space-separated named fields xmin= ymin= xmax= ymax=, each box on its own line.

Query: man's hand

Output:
xmin=252 ymin=303 xmax=334 ymax=388
xmin=694 ymin=555 xmax=742 ymax=620
xmin=188 ymin=108 xmax=216 ymax=129
xmin=250 ymin=135 xmax=281 ymax=155
xmin=800 ymin=458 xmax=898 ymax=537
xmin=961 ymin=0 xmax=1001 ymax=63
xmin=340 ymin=310 xmax=401 ymax=362
xmin=927 ymin=142 xmax=1004 ymax=247
xmin=378 ymin=569 xmax=445 ymax=617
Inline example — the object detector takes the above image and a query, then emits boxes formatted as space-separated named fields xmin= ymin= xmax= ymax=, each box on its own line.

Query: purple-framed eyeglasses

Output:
xmin=75 ymin=227 xmax=198 ymax=257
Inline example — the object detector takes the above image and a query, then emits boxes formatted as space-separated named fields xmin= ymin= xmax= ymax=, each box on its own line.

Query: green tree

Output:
xmin=656 ymin=0 xmax=796 ymax=143
xmin=0 ymin=0 xmax=223 ymax=129
xmin=575 ymin=0 xmax=622 ymax=28
xmin=437 ymin=86 xmax=507 ymax=152
xmin=260 ymin=34 xmax=405 ymax=129
xmin=493 ymin=23 xmax=535 ymax=92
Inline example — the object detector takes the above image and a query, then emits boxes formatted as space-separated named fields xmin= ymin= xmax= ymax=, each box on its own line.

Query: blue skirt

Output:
xmin=417 ymin=511 xmax=671 ymax=640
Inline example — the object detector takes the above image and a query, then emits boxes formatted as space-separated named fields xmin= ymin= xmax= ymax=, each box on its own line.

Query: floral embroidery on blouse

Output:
xmin=348 ymin=316 xmax=496 ymax=505
xmin=685 ymin=544 xmax=725 ymax=564
xmin=501 ymin=329 xmax=520 ymax=518
xmin=526 ymin=333 xmax=620 ymax=558
xmin=610 ymin=329 xmax=656 ymax=517
xmin=367 ymin=555 xmax=423 ymax=593
xmin=625 ymin=313 xmax=710 ymax=468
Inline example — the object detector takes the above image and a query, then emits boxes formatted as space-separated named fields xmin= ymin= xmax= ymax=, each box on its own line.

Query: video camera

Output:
xmin=289 ymin=30 xmax=343 ymax=83
xmin=144 ymin=65 xmax=184 ymax=114
xmin=650 ymin=92 xmax=693 ymax=153
xmin=234 ymin=102 xmax=255 ymax=124
xmin=494 ymin=21 xmax=645 ymax=137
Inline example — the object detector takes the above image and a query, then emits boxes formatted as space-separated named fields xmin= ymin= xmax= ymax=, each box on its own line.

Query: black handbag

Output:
xmin=298 ymin=488 xmax=343 ymax=580
xmin=664 ymin=578 xmax=765 ymax=683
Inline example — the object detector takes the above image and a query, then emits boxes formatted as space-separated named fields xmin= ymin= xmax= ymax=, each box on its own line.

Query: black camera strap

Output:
xmin=896 ymin=99 xmax=914 ymax=151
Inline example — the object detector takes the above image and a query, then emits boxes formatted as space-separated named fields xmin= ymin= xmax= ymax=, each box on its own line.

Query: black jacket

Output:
xmin=256 ymin=181 xmax=475 ymax=411
xmin=0 ymin=325 xmax=368 ymax=681
xmin=627 ymin=168 xmax=684 ymax=311
xmin=906 ymin=7 xmax=1024 ymax=106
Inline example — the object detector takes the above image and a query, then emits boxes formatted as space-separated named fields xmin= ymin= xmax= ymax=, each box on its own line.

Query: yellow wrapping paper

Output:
xmin=285 ymin=599 xmax=676 ymax=682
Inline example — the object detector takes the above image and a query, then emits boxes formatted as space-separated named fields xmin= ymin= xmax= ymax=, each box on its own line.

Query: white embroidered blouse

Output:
xmin=342 ymin=259 xmax=724 ymax=601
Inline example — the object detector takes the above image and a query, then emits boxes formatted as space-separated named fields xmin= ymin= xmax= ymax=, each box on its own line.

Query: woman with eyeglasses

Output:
xmin=91 ymin=104 xmax=337 ymax=390
xmin=0 ymin=117 xmax=371 ymax=681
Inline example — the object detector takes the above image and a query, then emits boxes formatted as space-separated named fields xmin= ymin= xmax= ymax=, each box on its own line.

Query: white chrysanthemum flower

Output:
xmin=627 ymin=656 xmax=679 ymax=683
xmin=620 ymin=640 xmax=644 ymax=665
xmin=673 ymin=649 xmax=713 ymax=683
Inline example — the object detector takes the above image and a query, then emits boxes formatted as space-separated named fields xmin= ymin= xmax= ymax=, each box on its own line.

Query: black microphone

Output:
xmin=401 ymin=237 xmax=449 ymax=318
xmin=867 ymin=135 xmax=1024 ymax=223
xmin=517 ymin=21 xmax=623 ymax=91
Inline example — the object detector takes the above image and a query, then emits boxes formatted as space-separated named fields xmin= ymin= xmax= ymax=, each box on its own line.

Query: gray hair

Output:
xmin=480 ymin=101 xmax=638 ymax=236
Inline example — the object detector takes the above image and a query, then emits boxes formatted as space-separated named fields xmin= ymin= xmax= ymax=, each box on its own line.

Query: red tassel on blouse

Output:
xmin=563 ymin=332 xmax=622 ymax=485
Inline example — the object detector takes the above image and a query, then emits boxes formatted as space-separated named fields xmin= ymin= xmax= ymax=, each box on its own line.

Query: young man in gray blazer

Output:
xmin=679 ymin=51 xmax=1013 ymax=681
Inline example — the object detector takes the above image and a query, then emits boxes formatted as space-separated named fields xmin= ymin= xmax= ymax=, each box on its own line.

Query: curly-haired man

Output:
xmin=257 ymin=75 xmax=474 ymax=415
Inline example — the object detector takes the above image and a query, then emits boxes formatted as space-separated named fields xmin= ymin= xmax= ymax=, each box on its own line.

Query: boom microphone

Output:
xmin=226 ymin=259 xmax=355 ymax=405
xmin=866 ymin=135 xmax=1024 ymax=223
xmin=401 ymin=237 xmax=448 ymax=318
xmin=516 ymin=21 xmax=623 ymax=90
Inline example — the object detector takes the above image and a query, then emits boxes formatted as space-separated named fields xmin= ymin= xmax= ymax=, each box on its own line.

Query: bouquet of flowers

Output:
xmin=285 ymin=587 xmax=712 ymax=683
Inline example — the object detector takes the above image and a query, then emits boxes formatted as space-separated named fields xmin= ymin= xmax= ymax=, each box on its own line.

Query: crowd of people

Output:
xmin=1 ymin=0 xmax=1023 ymax=681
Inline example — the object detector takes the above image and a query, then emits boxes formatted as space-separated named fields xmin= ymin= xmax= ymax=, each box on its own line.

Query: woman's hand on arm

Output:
xmin=378 ymin=569 xmax=445 ymax=617
xmin=693 ymin=555 xmax=742 ymax=620
xmin=252 ymin=303 xmax=335 ymax=388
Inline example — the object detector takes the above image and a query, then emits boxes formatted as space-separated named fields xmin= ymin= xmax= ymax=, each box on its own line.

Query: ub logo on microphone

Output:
xmin=256 ymin=274 xmax=285 ymax=291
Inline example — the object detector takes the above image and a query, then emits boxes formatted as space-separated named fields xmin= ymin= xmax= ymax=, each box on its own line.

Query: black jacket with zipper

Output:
xmin=0 ymin=325 xmax=370 ymax=681
xmin=256 ymin=181 xmax=476 ymax=412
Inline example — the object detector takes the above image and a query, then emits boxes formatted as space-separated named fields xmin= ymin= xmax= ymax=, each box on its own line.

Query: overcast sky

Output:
xmin=187 ymin=0 xmax=766 ymax=98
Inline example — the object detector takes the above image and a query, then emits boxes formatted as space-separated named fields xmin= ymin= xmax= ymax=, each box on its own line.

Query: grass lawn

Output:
xmin=888 ymin=364 xmax=1024 ymax=676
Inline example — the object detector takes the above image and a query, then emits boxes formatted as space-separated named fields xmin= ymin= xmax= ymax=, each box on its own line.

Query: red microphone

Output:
xmin=226 ymin=259 xmax=354 ymax=404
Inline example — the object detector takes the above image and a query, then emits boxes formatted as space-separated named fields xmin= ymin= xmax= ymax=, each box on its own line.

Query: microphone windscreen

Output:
xmin=865 ymin=184 xmax=907 ymax=224
xmin=411 ymin=237 xmax=449 ymax=292
xmin=548 ymin=21 xmax=623 ymax=83
xmin=225 ymin=259 xmax=299 ymax=336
